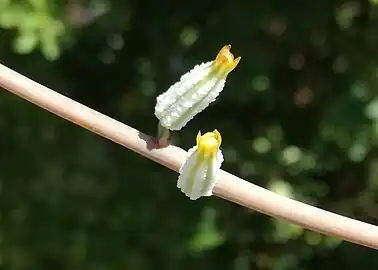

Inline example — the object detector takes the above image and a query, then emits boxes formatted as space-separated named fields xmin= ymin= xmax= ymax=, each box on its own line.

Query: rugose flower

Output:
xmin=177 ymin=129 xmax=224 ymax=200
xmin=154 ymin=45 xmax=241 ymax=144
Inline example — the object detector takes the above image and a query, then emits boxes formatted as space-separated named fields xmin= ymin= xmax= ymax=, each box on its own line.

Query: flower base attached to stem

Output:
xmin=157 ymin=122 xmax=171 ymax=147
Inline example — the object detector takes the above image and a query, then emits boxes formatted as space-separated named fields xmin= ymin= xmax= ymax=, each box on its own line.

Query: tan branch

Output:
xmin=1 ymin=63 xmax=378 ymax=249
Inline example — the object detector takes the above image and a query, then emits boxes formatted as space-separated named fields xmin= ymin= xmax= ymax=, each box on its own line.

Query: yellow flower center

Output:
xmin=196 ymin=129 xmax=222 ymax=159
xmin=214 ymin=45 xmax=241 ymax=74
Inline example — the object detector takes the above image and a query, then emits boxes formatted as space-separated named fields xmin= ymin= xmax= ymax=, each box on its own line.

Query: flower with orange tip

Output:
xmin=154 ymin=45 xmax=240 ymax=143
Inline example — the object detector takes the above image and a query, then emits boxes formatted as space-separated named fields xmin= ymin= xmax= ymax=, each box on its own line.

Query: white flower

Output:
xmin=154 ymin=45 xmax=241 ymax=133
xmin=177 ymin=129 xmax=224 ymax=200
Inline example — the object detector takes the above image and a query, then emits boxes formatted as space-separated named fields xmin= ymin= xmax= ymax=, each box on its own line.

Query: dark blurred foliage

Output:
xmin=1 ymin=0 xmax=378 ymax=269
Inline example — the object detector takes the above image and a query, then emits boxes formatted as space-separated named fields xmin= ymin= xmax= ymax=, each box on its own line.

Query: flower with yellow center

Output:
xmin=177 ymin=129 xmax=224 ymax=200
xmin=155 ymin=45 xmax=241 ymax=144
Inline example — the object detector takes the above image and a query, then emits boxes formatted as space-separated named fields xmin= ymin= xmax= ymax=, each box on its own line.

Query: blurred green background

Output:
xmin=1 ymin=0 xmax=378 ymax=269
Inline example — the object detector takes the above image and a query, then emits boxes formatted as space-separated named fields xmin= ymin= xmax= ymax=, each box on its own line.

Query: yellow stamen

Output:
xmin=214 ymin=45 xmax=241 ymax=73
xmin=196 ymin=129 xmax=222 ymax=159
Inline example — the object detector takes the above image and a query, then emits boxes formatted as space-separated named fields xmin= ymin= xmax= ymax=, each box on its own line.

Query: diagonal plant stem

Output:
xmin=0 ymin=62 xmax=378 ymax=249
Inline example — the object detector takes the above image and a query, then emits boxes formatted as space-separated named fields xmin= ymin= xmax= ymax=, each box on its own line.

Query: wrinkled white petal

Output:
xmin=177 ymin=145 xmax=224 ymax=200
xmin=155 ymin=61 xmax=226 ymax=131
xmin=154 ymin=45 xmax=240 ymax=133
